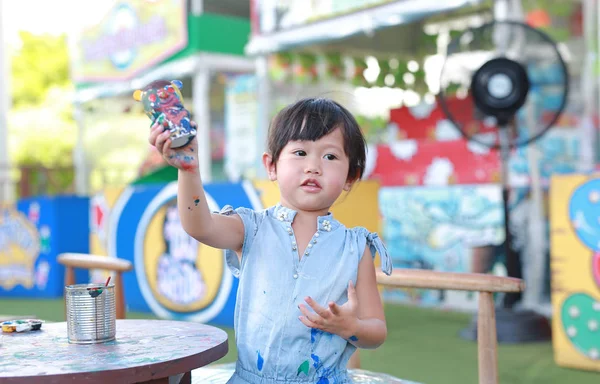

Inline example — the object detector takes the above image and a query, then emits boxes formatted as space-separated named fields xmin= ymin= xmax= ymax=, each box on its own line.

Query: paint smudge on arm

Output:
xmin=188 ymin=196 xmax=201 ymax=211
xmin=166 ymin=146 xmax=198 ymax=172
xmin=348 ymin=335 xmax=358 ymax=342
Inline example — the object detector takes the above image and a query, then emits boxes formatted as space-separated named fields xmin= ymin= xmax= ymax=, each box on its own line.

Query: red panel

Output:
xmin=367 ymin=139 xmax=501 ymax=187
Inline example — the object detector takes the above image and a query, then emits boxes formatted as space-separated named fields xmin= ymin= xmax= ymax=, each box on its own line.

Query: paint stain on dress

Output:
xmin=316 ymin=378 xmax=330 ymax=384
xmin=311 ymin=328 xmax=333 ymax=343
xmin=311 ymin=328 xmax=322 ymax=343
xmin=311 ymin=353 xmax=321 ymax=369
xmin=297 ymin=360 xmax=309 ymax=376
xmin=256 ymin=351 xmax=264 ymax=371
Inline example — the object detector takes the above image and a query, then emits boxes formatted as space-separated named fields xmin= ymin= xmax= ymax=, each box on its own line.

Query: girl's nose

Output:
xmin=304 ymin=162 xmax=321 ymax=174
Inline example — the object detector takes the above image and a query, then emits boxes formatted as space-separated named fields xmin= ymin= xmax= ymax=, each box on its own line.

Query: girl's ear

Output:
xmin=262 ymin=152 xmax=277 ymax=181
xmin=343 ymin=172 xmax=360 ymax=191
xmin=343 ymin=179 xmax=354 ymax=191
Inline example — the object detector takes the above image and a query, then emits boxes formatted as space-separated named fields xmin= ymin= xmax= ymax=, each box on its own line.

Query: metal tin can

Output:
xmin=65 ymin=283 xmax=116 ymax=344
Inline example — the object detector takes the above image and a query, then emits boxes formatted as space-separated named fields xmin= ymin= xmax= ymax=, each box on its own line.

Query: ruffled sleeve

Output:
xmin=366 ymin=232 xmax=393 ymax=276
xmin=352 ymin=227 xmax=393 ymax=276
xmin=215 ymin=205 xmax=261 ymax=277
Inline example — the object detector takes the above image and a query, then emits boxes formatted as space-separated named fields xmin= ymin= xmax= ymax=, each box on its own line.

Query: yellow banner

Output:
xmin=550 ymin=174 xmax=600 ymax=372
xmin=70 ymin=0 xmax=187 ymax=82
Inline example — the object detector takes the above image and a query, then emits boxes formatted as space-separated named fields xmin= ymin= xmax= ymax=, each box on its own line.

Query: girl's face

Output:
xmin=263 ymin=128 xmax=353 ymax=215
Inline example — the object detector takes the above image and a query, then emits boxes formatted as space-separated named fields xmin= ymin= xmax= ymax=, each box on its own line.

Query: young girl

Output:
xmin=148 ymin=97 xmax=392 ymax=383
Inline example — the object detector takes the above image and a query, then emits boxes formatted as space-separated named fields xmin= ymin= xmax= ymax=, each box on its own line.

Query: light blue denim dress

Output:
xmin=223 ymin=204 xmax=393 ymax=384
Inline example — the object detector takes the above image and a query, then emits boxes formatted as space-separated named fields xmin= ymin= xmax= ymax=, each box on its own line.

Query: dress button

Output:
xmin=293 ymin=273 xmax=298 ymax=279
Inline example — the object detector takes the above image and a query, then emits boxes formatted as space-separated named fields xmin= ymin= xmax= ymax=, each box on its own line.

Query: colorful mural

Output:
xmin=0 ymin=197 xmax=90 ymax=298
xmin=88 ymin=180 xmax=381 ymax=326
xmin=379 ymin=184 xmax=513 ymax=306
xmin=550 ymin=174 xmax=600 ymax=371
xmin=0 ymin=207 xmax=41 ymax=291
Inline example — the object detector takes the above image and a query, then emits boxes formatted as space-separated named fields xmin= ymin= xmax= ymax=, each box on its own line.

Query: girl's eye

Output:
xmin=293 ymin=150 xmax=307 ymax=156
xmin=324 ymin=154 xmax=337 ymax=160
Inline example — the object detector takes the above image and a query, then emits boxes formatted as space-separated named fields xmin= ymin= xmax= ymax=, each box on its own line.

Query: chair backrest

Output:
xmin=375 ymin=270 xmax=525 ymax=384
xmin=57 ymin=253 xmax=134 ymax=319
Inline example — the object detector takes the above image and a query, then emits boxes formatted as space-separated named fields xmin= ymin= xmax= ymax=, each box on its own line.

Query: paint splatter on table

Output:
xmin=0 ymin=319 xmax=228 ymax=384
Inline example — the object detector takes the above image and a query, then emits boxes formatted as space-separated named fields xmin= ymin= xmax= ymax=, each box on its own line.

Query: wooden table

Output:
xmin=0 ymin=319 xmax=228 ymax=384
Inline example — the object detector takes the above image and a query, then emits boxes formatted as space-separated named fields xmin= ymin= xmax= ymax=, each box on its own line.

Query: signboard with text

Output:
xmin=69 ymin=0 xmax=188 ymax=82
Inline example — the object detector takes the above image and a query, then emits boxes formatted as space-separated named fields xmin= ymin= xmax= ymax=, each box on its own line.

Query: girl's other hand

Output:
xmin=148 ymin=120 xmax=199 ymax=172
xmin=298 ymin=280 xmax=359 ymax=340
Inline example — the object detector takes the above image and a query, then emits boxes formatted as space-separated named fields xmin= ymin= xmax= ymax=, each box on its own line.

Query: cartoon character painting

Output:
xmin=550 ymin=175 xmax=600 ymax=371
xmin=133 ymin=79 xmax=196 ymax=148
xmin=569 ymin=180 xmax=600 ymax=289
xmin=156 ymin=204 xmax=206 ymax=305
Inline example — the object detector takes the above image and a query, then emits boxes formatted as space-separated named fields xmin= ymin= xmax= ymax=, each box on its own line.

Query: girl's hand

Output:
xmin=298 ymin=281 xmax=360 ymax=341
xmin=148 ymin=121 xmax=199 ymax=172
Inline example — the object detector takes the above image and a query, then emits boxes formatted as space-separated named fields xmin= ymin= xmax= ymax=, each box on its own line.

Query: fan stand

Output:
xmin=460 ymin=122 xmax=552 ymax=343
xmin=438 ymin=19 xmax=569 ymax=344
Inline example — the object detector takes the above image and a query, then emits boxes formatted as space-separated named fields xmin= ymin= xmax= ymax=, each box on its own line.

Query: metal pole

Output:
xmin=0 ymin=0 xmax=14 ymax=203
xmin=255 ymin=56 xmax=270 ymax=179
xmin=190 ymin=0 xmax=203 ymax=16
xmin=524 ymin=101 xmax=546 ymax=309
xmin=596 ymin=0 xmax=600 ymax=168
xmin=188 ymin=1 xmax=211 ymax=181
xmin=498 ymin=124 xmax=522 ymax=308
xmin=73 ymin=103 xmax=88 ymax=195
xmin=193 ymin=64 xmax=212 ymax=182
xmin=578 ymin=0 xmax=596 ymax=172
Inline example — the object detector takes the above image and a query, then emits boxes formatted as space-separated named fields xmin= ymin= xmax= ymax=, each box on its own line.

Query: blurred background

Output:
xmin=1 ymin=0 xmax=600 ymax=383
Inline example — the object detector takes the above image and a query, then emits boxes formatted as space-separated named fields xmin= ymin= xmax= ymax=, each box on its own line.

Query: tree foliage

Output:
xmin=7 ymin=32 xmax=75 ymax=196
xmin=10 ymin=31 xmax=71 ymax=108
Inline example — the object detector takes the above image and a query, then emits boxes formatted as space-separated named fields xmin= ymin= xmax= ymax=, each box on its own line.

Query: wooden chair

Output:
xmin=193 ymin=269 xmax=524 ymax=384
xmin=57 ymin=253 xmax=134 ymax=319
xmin=348 ymin=269 xmax=525 ymax=384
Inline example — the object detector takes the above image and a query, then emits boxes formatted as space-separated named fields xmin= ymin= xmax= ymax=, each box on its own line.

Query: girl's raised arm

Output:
xmin=177 ymin=169 xmax=245 ymax=252
xmin=149 ymin=123 xmax=245 ymax=252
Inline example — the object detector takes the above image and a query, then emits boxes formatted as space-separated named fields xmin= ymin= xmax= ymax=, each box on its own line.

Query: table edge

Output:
xmin=1 ymin=320 xmax=229 ymax=384
xmin=1 ymin=339 xmax=228 ymax=384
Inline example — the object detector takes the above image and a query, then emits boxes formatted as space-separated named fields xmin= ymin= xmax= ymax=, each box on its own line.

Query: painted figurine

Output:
xmin=133 ymin=79 xmax=196 ymax=148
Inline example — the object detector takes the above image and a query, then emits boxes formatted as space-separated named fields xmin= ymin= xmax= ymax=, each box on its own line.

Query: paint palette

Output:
xmin=133 ymin=79 xmax=196 ymax=149
xmin=1 ymin=319 xmax=44 ymax=333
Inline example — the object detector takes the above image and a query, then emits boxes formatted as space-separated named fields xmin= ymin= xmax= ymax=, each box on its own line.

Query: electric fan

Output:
xmin=437 ymin=20 xmax=569 ymax=342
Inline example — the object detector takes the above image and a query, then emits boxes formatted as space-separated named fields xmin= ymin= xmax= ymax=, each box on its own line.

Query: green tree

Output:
xmin=8 ymin=32 xmax=75 ymax=196
xmin=10 ymin=31 xmax=71 ymax=107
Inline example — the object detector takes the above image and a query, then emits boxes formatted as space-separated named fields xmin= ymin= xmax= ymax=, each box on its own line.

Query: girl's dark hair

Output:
xmin=267 ymin=98 xmax=367 ymax=181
